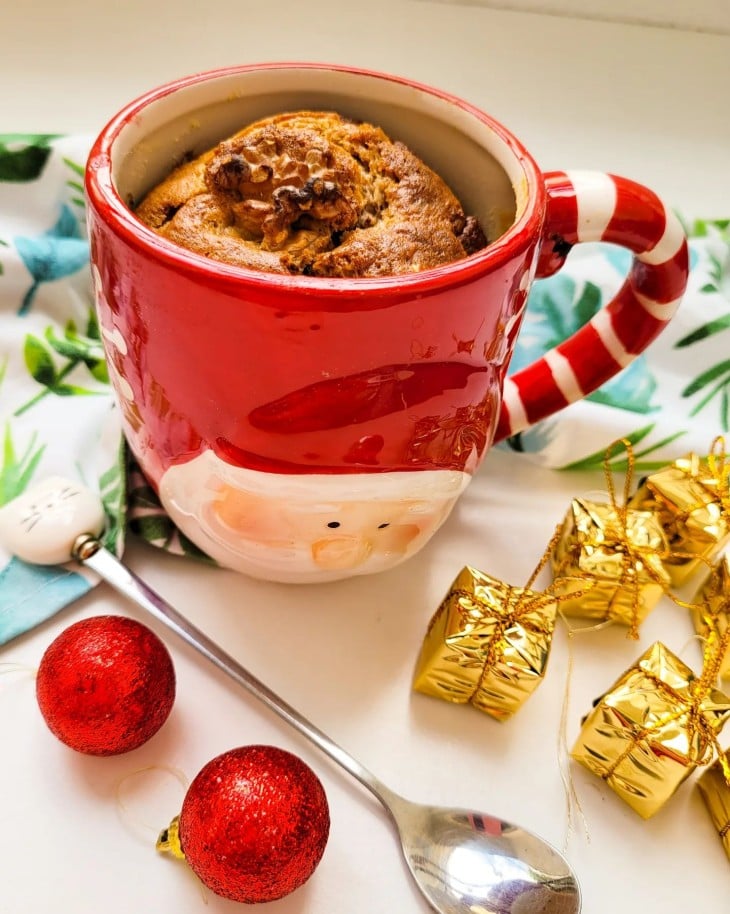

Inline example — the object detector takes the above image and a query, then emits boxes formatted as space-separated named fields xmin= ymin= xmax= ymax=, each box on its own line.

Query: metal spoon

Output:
xmin=0 ymin=478 xmax=581 ymax=914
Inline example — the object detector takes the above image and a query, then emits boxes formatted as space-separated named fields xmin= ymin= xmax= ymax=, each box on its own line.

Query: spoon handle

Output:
xmin=73 ymin=535 xmax=396 ymax=807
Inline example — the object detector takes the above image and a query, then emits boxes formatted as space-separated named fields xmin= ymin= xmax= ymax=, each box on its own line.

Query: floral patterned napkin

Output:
xmin=0 ymin=136 xmax=122 ymax=643
xmin=1 ymin=135 xmax=728 ymax=645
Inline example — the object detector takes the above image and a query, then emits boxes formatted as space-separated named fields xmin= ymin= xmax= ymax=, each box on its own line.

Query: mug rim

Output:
xmin=85 ymin=61 xmax=546 ymax=296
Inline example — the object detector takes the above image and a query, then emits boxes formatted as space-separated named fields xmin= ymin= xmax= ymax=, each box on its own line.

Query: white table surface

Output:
xmin=2 ymin=2 xmax=730 ymax=913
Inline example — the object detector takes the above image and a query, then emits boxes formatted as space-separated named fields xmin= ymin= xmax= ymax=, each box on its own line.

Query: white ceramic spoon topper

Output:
xmin=0 ymin=477 xmax=581 ymax=914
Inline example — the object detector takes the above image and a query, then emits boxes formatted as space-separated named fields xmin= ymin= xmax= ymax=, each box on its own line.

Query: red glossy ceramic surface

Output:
xmin=85 ymin=63 xmax=688 ymax=582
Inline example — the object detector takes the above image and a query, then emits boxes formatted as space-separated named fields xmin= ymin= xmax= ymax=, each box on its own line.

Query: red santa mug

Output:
xmin=86 ymin=63 xmax=688 ymax=583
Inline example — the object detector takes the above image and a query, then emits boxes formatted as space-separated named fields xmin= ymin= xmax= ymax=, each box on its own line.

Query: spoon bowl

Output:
xmin=390 ymin=795 xmax=580 ymax=914
xmin=0 ymin=477 xmax=581 ymax=914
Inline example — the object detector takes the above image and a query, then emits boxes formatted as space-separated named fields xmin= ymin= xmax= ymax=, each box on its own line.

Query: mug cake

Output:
xmin=135 ymin=110 xmax=488 ymax=276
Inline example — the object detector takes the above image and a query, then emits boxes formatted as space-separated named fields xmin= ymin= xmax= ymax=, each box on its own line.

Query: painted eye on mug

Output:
xmin=378 ymin=523 xmax=390 ymax=529
xmin=327 ymin=521 xmax=341 ymax=529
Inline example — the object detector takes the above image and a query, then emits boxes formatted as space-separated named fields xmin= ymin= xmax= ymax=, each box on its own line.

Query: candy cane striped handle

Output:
xmin=495 ymin=170 xmax=689 ymax=441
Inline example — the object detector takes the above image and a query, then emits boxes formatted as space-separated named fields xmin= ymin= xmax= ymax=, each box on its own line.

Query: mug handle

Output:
xmin=494 ymin=170 xmax=689 ymax=441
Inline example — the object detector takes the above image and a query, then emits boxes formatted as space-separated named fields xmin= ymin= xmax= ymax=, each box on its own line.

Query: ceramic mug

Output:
xmin=85 ymin=63 xmax=688 ymax=583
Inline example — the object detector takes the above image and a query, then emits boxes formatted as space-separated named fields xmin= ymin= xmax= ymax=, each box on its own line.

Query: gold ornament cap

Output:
xmin=156 ymin=815 xmax=185 ymax=859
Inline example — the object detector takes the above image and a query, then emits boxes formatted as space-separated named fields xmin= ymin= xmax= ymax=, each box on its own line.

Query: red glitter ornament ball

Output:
xmin=178 ymin=745 xmax=330 ymax=903
xmin=36 ymin=615 xmax=176 ymax=756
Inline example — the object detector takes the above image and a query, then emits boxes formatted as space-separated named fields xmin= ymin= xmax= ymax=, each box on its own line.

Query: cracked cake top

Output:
xmin=135 ymin=111 xmax=488 ymax=277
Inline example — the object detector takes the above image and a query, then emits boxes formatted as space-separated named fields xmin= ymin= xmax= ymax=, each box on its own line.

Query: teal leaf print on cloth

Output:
xmin=501 ymin=419 xmax=558 ymax=456
xmin=14 ymin=202 xmax=89 ymax=315
xmin=583 ymin=359 xmax=658 ymax=414
xmin=601 ymin=240 xmax=700 ymax=277
xmin=0 ymin=134 xmax=62 ymax=182
xmin=0 ymin=423 xmax=87 ymax=645
xmin=509 ymin=272 xmax=659 ymax=414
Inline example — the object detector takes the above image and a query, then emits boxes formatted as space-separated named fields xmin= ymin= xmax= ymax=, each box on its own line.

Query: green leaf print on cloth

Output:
xmin=14 ymin=309 xmax=108 ymax=416
xmin=559 ymin=423 xmax=687 ymax=473
xmin=98 ymin=448 xmax=127 ymax=555
xmin=126 ymin=463 xmax=215 ymax=564
xmin=675 ymin=220 xmax=730 ymax=432
xmin=62 ymin=156 xmax=87 ymax=211
xmin=0 ymin=425 xmax=46 ymax=507
xmin=0 ymin=134 xmax=62 ymax=182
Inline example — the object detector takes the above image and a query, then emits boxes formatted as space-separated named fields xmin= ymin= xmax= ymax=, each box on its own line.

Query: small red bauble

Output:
xmin=160 ymin=745 xmax=330 ymax=903
xmin=36 ymin=615 xmax=176 ymax=756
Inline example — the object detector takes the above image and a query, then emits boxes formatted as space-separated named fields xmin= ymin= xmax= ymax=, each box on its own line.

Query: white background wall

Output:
xmin=428 ymin=0 xmax=730 ymax=34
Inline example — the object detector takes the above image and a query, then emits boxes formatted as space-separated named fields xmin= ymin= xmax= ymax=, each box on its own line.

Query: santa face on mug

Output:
xmin=94 ymin=264 xmax=489 ymax=584
xmin=159 ymin=451 xmax=470 ymax=583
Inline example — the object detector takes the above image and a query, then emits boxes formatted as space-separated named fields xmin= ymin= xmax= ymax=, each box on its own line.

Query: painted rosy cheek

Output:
xmin=374 ymin=523 xmax=421 ymax=554
xmin=211 ymin=490 xmax=252 ymax=531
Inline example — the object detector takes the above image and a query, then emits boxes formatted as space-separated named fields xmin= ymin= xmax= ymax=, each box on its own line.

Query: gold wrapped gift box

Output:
xmin=550 ymin=498 xmax=670 ymax=633
xmin=692 ymin=555 xmax=730 ymax=679
xmin=571 ymin=642 xmax=730 ymax=818
xmin=628 ymin=451 xmax=730 ymax=586
xmin=692 ymin=554 xmax=730 ymax=682
xmin=697 ymin=751 xmax=730 ymax=862
xmin=412 ymin=566 xmax=558 ymax=721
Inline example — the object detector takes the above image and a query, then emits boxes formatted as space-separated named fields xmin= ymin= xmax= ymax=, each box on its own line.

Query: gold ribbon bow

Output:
xmin=574 ymin=637 xmax=730 ymax=817
xmin=603 ymin=439 xmax=674 ymax=637
xmin=472 ymin=522 xmax=596 ymax=689
xmin=448 ymin=587 xmax=555 ymax=697
xmin=609 ymin=625 xmax=730 ymax=786
xmin=673 ymin=434 xmax=730 ymax=522
xmin=552 ymin=439 xmax=673 ymax=638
